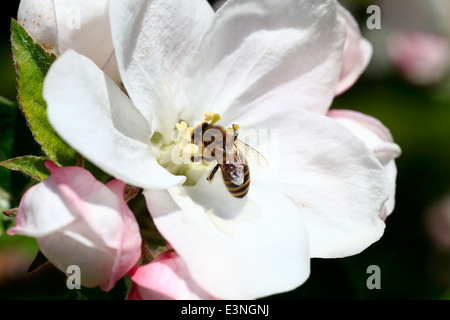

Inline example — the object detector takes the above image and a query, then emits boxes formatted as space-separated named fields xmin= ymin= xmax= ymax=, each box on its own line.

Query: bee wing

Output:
xmin=220 ymin=164 xmax=246 ymax=186
xmin=234 ymin=139 xmax=269 ymax=168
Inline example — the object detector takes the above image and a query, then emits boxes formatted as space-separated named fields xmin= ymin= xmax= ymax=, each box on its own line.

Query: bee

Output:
xmin=191 ymin=122 xmax=268 ymax=198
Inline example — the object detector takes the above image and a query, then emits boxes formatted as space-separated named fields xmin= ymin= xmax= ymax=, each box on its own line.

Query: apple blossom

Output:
xmin=128 ymin=249 xmax=216 ymax=300
xmin=17 ymin=0 xmax=120 ymax=83
xmin=43 ymin=0 xmax=392 ymax=299
xmin=7 ymin=162 xmax=142 ymax=291
xmin=388 ymin=32 xmax=450 ymax=86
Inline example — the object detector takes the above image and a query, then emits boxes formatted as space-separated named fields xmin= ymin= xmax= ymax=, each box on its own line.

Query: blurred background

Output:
xmin=1 ymin=0 xmax=450 ymax=299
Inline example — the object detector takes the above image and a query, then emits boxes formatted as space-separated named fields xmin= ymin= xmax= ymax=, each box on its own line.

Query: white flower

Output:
xmin=8 ymin=162 xmax=142 ymax=291
xmin=17 ymin=0 xmax=120 ymax=83
xmin=43 ymin=0 xmax=393 ymax=299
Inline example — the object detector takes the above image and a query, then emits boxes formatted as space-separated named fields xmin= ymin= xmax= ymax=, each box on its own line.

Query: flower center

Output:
xmin=153 ymin=112 xmax=238 ymax=186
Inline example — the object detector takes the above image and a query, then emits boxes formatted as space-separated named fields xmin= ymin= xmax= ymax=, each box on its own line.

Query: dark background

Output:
xmin=1 ymin=0 xmax=450 ymax=300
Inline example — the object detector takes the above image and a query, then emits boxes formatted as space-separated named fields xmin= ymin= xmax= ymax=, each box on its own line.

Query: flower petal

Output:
xmin=128 ymin=251 xmax=216 ymax=300
xmin=17 ymin=0 xmax=59 ymax=54
xmin=144 ymin=178 xmax=310 ymax=300
xmin=327 ymin=109 xmax=401 ymax=218
xmin=53 ymin=0 xmax=120 ymax=83
xmin=101 ymin=179 xmax=142 ymax=291
xmin=184 ymin=0 xmax=346 ymax=124
xmin=44 ymin=50 xmax=185 ymax=189
xmin=335 ymin=3 xmax=373 ymax=96
xmin=8 ymin=163 xmax=141 ymax=289
xmin=8 ymin=162 xmax=79 ymax=238
xmin=233 ymin=108 xmax=390 ymax=258
xmin=109 ymin=0 xmax=214 ymax=140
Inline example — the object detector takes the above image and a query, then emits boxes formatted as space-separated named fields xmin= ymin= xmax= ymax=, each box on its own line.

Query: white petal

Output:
xmin=37 ymin=223 xmax=116 ymax=288
xmin=53 ymin=0 xmax=120 ymax=83
xmin=184 ymin=0 xmax=346 ymax=124
xmin=327 ymin=109 xmax=401 ymax=218
xmin=109 ymin=0 xmax=214 ymax=140
xmin=101 ymin=180 xmax=142 ymax=291
xmin=144 ymin=178 xmax=310 ymax=300
xmin=44 ymin=50 xmax=185 ymax=189
xmin=335 ymin=3 xmax=373 ymax=96
xmin=233 ymin=108 xmax=390 ymax=258
xmin=17 ymin=0 xmax=59 ymax=54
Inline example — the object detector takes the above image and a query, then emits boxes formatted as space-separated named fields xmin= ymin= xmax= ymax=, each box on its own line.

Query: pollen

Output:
xmin=204 ymin=112 xmax=221 ymax=125
xmin=176 ymin=121 xmax=188 ymax=132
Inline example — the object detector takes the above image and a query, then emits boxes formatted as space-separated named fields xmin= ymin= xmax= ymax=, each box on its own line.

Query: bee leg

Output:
xmin=232 ymin=124 xmax=239 ymax=142
xmin=207 ymin=164 xmax=220 ymax=183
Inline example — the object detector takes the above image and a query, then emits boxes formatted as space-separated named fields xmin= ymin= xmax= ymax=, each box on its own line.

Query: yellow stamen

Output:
xmin=204 ymin=112 xmax=221 ymax=125
xmin=203 ymin=112 xmax=215 ymax=121
xmin=176 ymin=121 xmax=188 ymax=132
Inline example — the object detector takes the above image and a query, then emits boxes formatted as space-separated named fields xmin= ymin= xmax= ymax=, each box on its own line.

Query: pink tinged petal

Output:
xmin=8 ymin=162 xmax=78 ymax=238
xmin=53 ymin=0 xmax=120 ymax=84
xmin=109 ymin=0 xmax=215 ymax=140
xmin=17 ymin=0 xmax=59 ymax=54
xmin=144 ymin=181 xmax=310 ymax=300
xmin=327 ymin=109 xmax=401 ymax=218
xmin=8 ymin=163 xmax=141 ymax=289
xmin=388 ymin=32 xmax=450 ymax=85
xmin=101 ymin=179 xmax=142 ymax=292
xmin=233 ymin=108 xmax=390 ymax=259
xmin=44 ymin=50 xmax=185 ymax=189
xmin=128 ymin=251 xmax=216 ymax=300
xmin=184 ymin=0 xmax=347 ymax=124
xmin=335 ymin=3 xmax=373 ymax=96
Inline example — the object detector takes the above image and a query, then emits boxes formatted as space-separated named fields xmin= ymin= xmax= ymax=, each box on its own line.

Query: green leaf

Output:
xmin=0 ymin=96 xmax=16 ymax=211
xmin=11 ymin=19 xmax=77 ymax=167
xmin=0 ymin=156 xmax=50 ymax=182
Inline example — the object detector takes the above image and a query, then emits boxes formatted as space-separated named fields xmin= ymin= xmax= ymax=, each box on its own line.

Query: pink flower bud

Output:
xmin=8 ymin=162 xmax=141 ymax=291
xmin=388 ymin=32 xmax=450 ymax=85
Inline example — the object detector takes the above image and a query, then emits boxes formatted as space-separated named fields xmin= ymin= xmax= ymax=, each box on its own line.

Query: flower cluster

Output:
xmin=5 ymin=0 xmax=400 ymax=299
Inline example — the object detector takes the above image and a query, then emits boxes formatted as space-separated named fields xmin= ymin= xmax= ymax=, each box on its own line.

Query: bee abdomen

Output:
xmin=223 ymin=165 xmax=250 ymax=198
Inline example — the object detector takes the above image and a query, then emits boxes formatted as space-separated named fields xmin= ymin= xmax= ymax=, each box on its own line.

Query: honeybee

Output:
xmin=191 ymin=122 xmax=268 ymax=198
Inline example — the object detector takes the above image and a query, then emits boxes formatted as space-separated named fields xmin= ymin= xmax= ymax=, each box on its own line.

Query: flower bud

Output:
xmin=8 ymin=162 xmax=141 ymax=291
xmin=17 ymin=0 xmax=120 ymax=83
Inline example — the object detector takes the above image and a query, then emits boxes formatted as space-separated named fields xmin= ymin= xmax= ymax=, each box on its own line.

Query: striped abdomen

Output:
xmin=220 ymin=163 xmax=250 ymax=198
